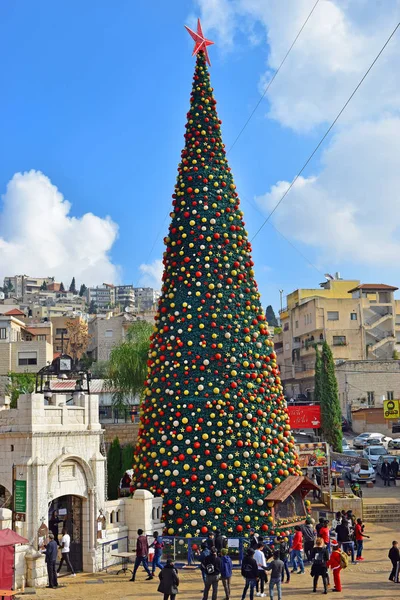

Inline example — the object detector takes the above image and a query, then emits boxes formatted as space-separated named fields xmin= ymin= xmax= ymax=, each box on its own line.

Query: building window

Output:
xmin=367 ymin=391 xmax=375 ymax=406
xmin=0 ymin=328 xmax=6 ymax=340
xmin=104 ymin=330 xmax=113 ymax=338
xmin=350 ymin=313 xmax=357 ymax=320
xmin=327 ymin=311 xmax=339 ymax=321
xmin=295 ymin=321 xmax=298 ymax=329
xmin=18 ymin=351 xmax=37 ymax=366
xmin=37 ymin=335 xmax=46 ymax=341
xmin=387 ymin=391 xmax=394 ymax=400
xmin=56 ymin=328 xmax=68 ymax=336
xmin=333 ymin=336 xmax=346 ymax=346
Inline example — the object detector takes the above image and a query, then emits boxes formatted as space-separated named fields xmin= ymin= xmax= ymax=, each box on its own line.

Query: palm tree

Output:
xmin=106 ymin=320 xmax=153 ymax=408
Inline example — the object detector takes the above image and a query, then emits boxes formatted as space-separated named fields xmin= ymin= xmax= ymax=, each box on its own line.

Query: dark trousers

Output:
xmin=341 ymin=541 xmax=355 ymax=562
xmin=256 ymin=570 xmax=266 ymax=593
xmin=313 ymin=572 xmax=328 ymax=592
xmin=241 ymin=578 xmax=257 ymax=600
xmin=202 ymin=574 xmax=219 ymax=600
xmin=384 ymin=475 xmax=391 ymax=487
xmin=163 ymin=595 xmax=176 ymax=600
xmin=58 ymin=551 xmax=75 ymax=574
xmin=222 ymin=576 xmax=231 ymax=598
xmin=304 ymin=540 xmax=314 ymax=562
xmin=47 ymin=560 xmax=58 ymax=588
xmin=389 ymin=560 xmax=399 ymax=582
xmin=133 ymin=555 xmax=151 ymax=577
xmin=281 ymin=558 xmax=290 ymax=582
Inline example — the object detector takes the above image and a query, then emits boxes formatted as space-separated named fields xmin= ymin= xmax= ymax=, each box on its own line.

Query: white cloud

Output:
xmin=139 ymin=259 xmax=163 ymax=289
xmin=195 ymin=0 xmax=400 ymax=268
xmin=196 ymin=0 xmax=400 ymax=131
xmin=256 ymin=118 xmax=400 ymax=266
xmin=0 ymin=170 xmax=119 ymax=286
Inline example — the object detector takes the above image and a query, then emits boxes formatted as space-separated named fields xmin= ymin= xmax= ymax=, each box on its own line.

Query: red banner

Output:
xmin=287 ymin=405 xmax=321 ymax=429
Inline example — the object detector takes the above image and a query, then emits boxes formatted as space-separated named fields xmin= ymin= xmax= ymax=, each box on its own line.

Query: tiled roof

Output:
xmin=264 ymin=475 xmax=318 ymax=502
xmin=4 ymin=309 xmax=25 ymax=316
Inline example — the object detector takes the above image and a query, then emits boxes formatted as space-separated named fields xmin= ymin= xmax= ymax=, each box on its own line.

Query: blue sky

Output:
xmin=1 ymin=1 xmax=400 ymax=310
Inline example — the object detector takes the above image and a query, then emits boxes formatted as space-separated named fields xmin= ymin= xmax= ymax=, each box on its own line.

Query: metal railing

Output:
xmin=100 ymin=535 xmax=129 ymax=571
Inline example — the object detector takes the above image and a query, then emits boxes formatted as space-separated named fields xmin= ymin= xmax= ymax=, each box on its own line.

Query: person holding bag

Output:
xmin=158 ymin=558 xmax=180 ymax=600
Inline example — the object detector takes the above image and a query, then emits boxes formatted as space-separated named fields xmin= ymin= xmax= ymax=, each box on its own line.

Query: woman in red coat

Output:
xmin=327 ymin=540 xmax=342 ymax=592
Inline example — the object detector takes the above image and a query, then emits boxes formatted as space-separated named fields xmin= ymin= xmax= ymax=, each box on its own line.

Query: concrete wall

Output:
xmin=351 ymin=407 xmax=394 ymax=436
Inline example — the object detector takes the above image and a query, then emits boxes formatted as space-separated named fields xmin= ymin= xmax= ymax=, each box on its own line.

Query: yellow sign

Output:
xmin=383 ymin=399 xmax=400 ymax=419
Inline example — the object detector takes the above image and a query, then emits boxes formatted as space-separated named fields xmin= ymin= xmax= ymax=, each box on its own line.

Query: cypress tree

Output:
xmin=320 ymin=341 xmax=342 ymax=452
xmin=107 ymin=437 xmax=122 ymax=500
xmin=69 ymin=277 xmax=77 ymax=293
xmin=265 ymin=305 xmax=278 ymax=327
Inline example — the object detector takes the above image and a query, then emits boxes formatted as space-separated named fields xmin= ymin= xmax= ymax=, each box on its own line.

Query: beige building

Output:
xmin=0 ymin=314 xmax=53 ymax=381
xmin=3 ymin=275 xmax=55 ymax=300
xmin=276 ymin=278 xmax=400 ymax=400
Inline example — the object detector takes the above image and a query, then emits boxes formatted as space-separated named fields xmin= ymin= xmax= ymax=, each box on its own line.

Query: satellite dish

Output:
xmin=324 ymin=273 xmax=334 ymax=280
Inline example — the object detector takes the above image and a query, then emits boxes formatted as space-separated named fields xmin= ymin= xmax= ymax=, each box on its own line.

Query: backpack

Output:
xmin=206 ymin=562 xmax=215 ymax=575
xmin=339 ymin=551 xmax=349 ymax=569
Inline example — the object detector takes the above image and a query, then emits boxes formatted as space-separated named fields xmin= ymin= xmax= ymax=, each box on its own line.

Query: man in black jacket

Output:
xmin=391 ymin=458 xmax=399 ymax=486
xmin=389 ymin=540 xmax=400 ymax=582
xmin=45 ymin=533 xmax=58 ymax=589
xmin=202 ymin=546 xmax=221 ymax=600
xmin=336 ymin=518 xmax=355 ymax=563
xmin=241 ymin=548 xmax=259 ymax=600
xmin=381 ymin=459 xmax=392 ymax=487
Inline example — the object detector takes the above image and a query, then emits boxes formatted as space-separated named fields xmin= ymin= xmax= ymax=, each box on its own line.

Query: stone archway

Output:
xmin=47 ymin=455 xmax=97 ymax=572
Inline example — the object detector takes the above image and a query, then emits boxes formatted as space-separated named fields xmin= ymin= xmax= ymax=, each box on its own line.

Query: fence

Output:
xmin=100 ymin=535 xmax=129 ymax=571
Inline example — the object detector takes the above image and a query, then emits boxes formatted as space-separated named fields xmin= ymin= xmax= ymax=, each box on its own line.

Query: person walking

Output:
xmin=327 ymin=540 xmax=343 ymax=592
xmin=301 ymin=518 xmax=315 ymax=562
xmin=130 ymin=528 xmax=153 ymax=582
xmin=266 ymin=550 xmax=284 ymax=600
xmin=254 ymin=541 xmax=268 ymax=597
xmin=276 ymin=536 xmax=290 ymax=584
xmin=157 ymin=558 xmax=179 ymax=600
xmin=57 ymin=527 xmax=76 ymax=576
xmin=315 ymin=517 xmax=324 ymax=537
xmin=241 ymin=547 xmax=259 ymax=600
xmin=318 ymin=520 xmax=330 ymax=553
xmin=220 ymin=548 xmax=233 ymax=600
xmin=336 ymin=518 xmax=355 ymax=564
xmin=45 ymin=533 xmax=58 ymax=589
xmin=354 ymin=518 xmax=369 ymax=561
xmin=199 ymin=542 xmax=211 ymax=586
xmin=381 ymin=458 xmax=392 ymax=487
xmin=290 ymin=526 xmax=305 ymax=574
xmin=388 ymin=540 xmax=400 ymax=583
xmin=310 ymin=538 xmax=329 ymax=594
xmin=202 ymin=546 xmax=221 ymax=600
xmin=151 ymin=531 xmax=164 ymax=575
xmin=391 ymin=457 xmax=399 ymax=486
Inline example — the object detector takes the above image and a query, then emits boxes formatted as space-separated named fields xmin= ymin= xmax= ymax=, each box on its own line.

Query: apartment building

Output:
xmin=115 ymin=285 xmax=135 ymax=308
xmin=133 ymin=287 xmax=160 ymax=310
xmin=275 ymin=278 xmax=400 ymax=400
xmin=0 ymin=314 xmax=53 ymax=380
xmin=86 ymin=284 xmax=116 ymax=310
xmin=3 ymin=275 xmax=55 ymax=300
xmin=87 ymin=314 xmax=126 ymax=361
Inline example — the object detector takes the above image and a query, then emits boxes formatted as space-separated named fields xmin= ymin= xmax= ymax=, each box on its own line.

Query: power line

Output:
xmin=227 ymin=0 xmax=320 ymax=155
xmin=251 ymin=20 xmax=400 ymax=242
xmin=143 ymin=2 xmax=321 ymax=265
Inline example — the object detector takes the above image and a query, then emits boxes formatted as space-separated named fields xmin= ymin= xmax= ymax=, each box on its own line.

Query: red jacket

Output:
xmin=354 ymin=523 xmax=363 ymax=541
xmin=292 ymin=531 xmax=303 ymax=551
xmin=327 ymin=549 xmax=341 ymax=570
xmin=319 ymin=526 xmax=330 ymax=544
xmin=136 ymin=534 xmax=148 ymax=557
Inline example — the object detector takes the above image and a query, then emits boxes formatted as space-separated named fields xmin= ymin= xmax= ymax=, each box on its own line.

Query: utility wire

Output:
xmin=251 ymin=20 xmax=400 ymax=242
xmin=227 ymin=0 xmax=320 ymax=155
xmin=143 ymin=1 xmax=321 ymax=265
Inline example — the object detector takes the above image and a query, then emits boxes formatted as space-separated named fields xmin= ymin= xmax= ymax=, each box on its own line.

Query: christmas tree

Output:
xmin=132 ymin=21 xmax=300 ymax=537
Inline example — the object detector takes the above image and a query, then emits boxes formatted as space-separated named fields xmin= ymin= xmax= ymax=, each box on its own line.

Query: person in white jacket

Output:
xmin=254 ymin=541 xmax=268 ymax=597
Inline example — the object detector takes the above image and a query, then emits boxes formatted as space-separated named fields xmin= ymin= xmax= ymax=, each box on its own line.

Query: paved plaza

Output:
xmin=23 ymin=521 xmax=400 ymax=600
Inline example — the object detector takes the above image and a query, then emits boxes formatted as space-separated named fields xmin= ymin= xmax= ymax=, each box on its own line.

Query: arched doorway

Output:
xmin=48 ymin=495 xmax=83 ymax=572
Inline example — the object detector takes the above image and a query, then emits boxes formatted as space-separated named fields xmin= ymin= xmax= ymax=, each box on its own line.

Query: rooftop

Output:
xmin=348 ymin=283 xmax=398 ymax=293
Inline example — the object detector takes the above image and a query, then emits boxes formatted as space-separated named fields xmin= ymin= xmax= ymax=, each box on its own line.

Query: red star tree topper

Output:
xmin=185 ymin=18 xmax=214 ymax=66
xmin=131 ymin=21 xmax=300 ymax=538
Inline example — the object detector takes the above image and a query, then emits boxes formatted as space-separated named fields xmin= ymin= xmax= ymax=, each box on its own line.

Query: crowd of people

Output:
xmin=129 ymin=509 xmax=400 ymax=599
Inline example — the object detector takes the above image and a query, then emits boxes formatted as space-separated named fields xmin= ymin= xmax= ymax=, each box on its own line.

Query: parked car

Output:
xmin=343 ymin=449 xmax=360 ymax=457
xmin=346 ymin=460 xmax=376 ymax=483
xmin=376 ymin=455 xmax=400 ymax=478
xmin=362 ymin=445 xmax=389 ymax=467
xmin=388 ymin=438 xmax=400 ymax=450
xmin=342 ymin=439 xmax=351 ymax=451
xmin=353 ymin=432 xmax=392 ymax=449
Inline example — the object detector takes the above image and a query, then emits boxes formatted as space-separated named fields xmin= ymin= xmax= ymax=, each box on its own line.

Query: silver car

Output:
xmin=347 ymin=460 xmax=375 ymax=483
xmin=362 ymin=445 xmax=389 ymax=467
xmin=353 ymin=433 xmax=392 ymax=449
xmin=388 ymin=438 xmax=400 ymax=450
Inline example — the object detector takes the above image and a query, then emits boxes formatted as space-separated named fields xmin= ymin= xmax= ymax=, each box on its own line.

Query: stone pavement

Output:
xmin=22 ymin=522 xmax=400 ymax=600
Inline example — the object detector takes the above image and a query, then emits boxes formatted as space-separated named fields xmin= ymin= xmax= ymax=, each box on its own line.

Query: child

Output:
xmin=388 ymin=540 xmax=400 ymax=583
xmin=157 ymin=558 xmax=179 ymax=600
xmin=220 ymin=548 xmax=233 ymax=600
xmin=327 ymin=540 xmax=342 ymax=592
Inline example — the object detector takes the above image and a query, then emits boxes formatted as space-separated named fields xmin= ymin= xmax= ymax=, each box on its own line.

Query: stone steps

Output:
xmin=363 ymin=503 xmax=400 ymax=522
